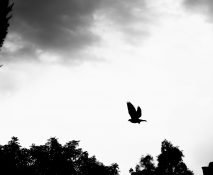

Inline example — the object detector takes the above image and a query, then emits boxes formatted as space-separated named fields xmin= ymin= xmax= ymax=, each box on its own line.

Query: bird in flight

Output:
xmin=127 ymin=102 xmax=147 ymax=124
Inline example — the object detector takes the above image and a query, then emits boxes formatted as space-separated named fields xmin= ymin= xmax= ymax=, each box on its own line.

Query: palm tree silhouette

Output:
xmin=0 ymin=0 xmax=14 ymax=48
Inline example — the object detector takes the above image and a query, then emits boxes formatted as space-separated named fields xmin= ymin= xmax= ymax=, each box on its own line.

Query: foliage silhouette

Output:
xmin=202 ymin=162 xmax=213 ymax=175
xmin=0 ymin=137 xmax=119 ymax=175
xmin=129 ymin=140 xmax=194 ymax=175
xmin=0 ymin=0 xmax=14 ymax=49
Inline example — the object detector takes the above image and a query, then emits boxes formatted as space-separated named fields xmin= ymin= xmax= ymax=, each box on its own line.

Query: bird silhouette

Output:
xmin=127 ymin=102 xmax=147 ymax=124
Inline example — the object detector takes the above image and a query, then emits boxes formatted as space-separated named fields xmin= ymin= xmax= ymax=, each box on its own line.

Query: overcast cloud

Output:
xmin=184 ymin=0 xmax=213 ymax=19
xmin=0 ymin=0 xmax=153 ymax=62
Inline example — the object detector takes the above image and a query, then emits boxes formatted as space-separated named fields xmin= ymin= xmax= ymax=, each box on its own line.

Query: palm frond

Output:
xmin=0 ymin=0 xmax=14 ymax=48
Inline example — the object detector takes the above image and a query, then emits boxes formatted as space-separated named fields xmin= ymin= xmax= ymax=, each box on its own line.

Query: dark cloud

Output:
xmin=1 ymin=0 xmax=152 ymax=62
xmin=9 ymin=0 xmax=100 ymax=60
xmin=184 ymin=0 xmax=213 ymax=18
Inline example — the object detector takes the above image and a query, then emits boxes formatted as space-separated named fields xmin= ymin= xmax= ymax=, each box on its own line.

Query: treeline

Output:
xmin=0 ymin=137 xmax=119 ymax=175
xmin=129 ymin=140 xmax=194 ymax=175
xmin=0 ymin=137 xmax=195 ymax=175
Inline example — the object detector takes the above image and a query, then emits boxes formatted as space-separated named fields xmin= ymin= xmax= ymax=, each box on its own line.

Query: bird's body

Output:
xmin=128 ymin=118 xmax=147 ymax=123
xmin=127 ymin=102 xmax=147 ymax=124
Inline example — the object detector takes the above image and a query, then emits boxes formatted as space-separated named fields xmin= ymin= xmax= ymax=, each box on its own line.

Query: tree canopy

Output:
xmin=0 ymin=137 xmax=197 ymax=175
xmin=0 ymin=137 xmax=119 ymax=175
xmin=129 ymin=139 xmax=194 ymax=175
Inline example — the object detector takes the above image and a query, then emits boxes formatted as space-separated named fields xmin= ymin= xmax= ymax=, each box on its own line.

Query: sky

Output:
xmin=0 ymin=0 xmax=213 ymax=174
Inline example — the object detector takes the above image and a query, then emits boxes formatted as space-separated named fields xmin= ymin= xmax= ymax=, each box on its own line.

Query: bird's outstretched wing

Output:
xmin=137 ymin=106 xmax=142 ymax=118
xmin=127 ymin=102 xmax=137 ymax=119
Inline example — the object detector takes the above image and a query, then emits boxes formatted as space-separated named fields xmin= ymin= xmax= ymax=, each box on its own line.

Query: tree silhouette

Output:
xmin=129 ymin=154 xmax=156 ymax=175
xmin=202 ymin=162 xmax=213 ymax=175
xmin=0 ymin=137 xmax=120 ymax=175
xmin=0 ymin=0 xmax=14 ymax=49
xmin=0 ymin=137 xmax=196 ymax=175
xmin=157 ymin=140 xmax=193 ymax=175
xmin=129 ymin=140 xmax=194 ymax=175
xmin=0 ymin=136 xmax=31 ymax=175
